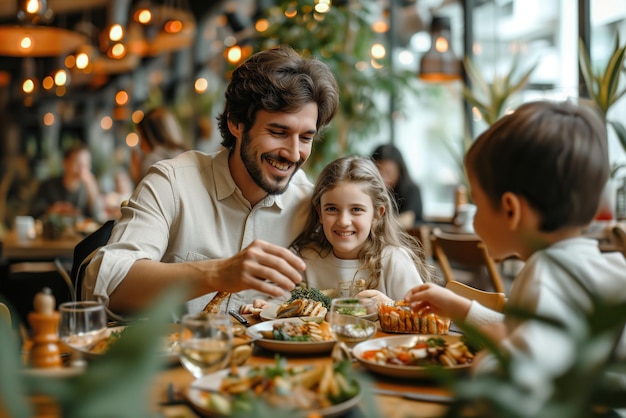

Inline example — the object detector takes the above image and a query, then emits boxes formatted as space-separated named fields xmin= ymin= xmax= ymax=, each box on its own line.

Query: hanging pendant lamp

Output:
xmin=419 ymin=15 xmax=460 ymax=82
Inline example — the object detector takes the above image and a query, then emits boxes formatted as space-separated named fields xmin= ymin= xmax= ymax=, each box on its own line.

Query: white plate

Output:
xmin=260 ymin=303 xmax=327 ymax=321
xmin=77 ymin=326 xmax=180 ymax=364
xmin=187 ymin=366 xmax=361 ymax=418
xmin=352 ymin=334 xmax=472 ymax=379
xmin=261 ymin=302 xmax=376 ymax=322
xmin=246 ymin=317 xmax=336 ymax=354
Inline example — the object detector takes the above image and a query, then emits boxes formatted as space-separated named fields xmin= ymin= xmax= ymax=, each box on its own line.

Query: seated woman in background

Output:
xmin=130 ymin=106 xmax=188 ymax=185
xmin=371 ymin=143 xmax=423 ymax=228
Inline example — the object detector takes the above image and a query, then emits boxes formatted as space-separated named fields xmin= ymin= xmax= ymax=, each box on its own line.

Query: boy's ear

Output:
xmin=501 ymin=192 xmax=522 ymax=229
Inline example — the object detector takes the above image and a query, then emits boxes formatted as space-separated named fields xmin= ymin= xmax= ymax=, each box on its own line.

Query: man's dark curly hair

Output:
xmin=217 ymin=45 xmax=339 ymax=150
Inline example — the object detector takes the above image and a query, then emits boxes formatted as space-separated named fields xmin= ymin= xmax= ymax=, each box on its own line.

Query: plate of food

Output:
xmin=260 ymin=303 xmax=327 ymax=321
xmin=81 ymin=326 xmax=180 ymax=364
xmin=260 ymin=287 xmax=332 ymax=321
xmin=246 ymin=317 xmax=336 ymax=354
xmin=352 ymin=334 xmax=476 ymax=379
xmin=186 ymin=358 xmax=360 ymax=417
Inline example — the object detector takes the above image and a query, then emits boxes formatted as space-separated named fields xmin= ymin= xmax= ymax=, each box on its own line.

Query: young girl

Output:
xmin=240 ymin=155 xmax=434 ymax=314
xmin=294 ymin=155 xmax=433 ymax=303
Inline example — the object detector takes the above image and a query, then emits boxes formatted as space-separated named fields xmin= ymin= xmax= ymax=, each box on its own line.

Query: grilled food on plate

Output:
xmin=275 ymin=287 xmax=332 ymax=319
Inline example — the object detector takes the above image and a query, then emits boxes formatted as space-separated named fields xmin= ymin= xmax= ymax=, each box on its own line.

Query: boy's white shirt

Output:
xmin=465 ymin=237 xmax=626 ymax=413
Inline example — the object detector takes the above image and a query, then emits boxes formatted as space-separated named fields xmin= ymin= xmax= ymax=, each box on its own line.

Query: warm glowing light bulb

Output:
xmin=65 ymin=55 xmax=76 ymax=69
xmin=26 ymin=0 xmax=41 ymax=14
xmin=126 ymin=132 xmax=140 ymax=147
xmin=54 ymin=69 xmax=67 ymax=86
xmin=136 ymin=9 xmax=152 ymax=24
xmin=20 ymin=36 xmax=32 ymax=50
xmin=43 ymin=112 xmax=55 ymax=126
xmin=132 ymin=110 xmax=144 ymax=124
xmin=76 ymin=52 xmax=89 ymax=69
xmin=227 ymin=46 xmax=242 ymax=64
xmin=314 ymin=3 xmax=330 ymax=13
xmin=284 ymin=9 xmax=297 ymax=18
xmin=371 ymin=43 xmax=386 ymax=59
xmin=42 ymin=75 xmax=54 ymax=89
xmin=255 ymin=19 xmax=269 ymax=32
xmin=110 ymin=43 xmax=126 ymax=58
xmin=115 ymin=90 xmax=129 ymax=106
xmin=23 ymin=78 xmax=35 ymax=94
xmin=194 ymin=77 xmax=208 ymax=93
xmin=101 ymin=116 xmax=113 ymax=130
xmin=372 ymin=19 xmax=388 ymax=33
xmin=435 ymin=36 xmax=449 ymax=53
xmin=164 ymin=20 xmax=183 ymax=34
xmin=109 ymin=24 xmax=124 ymax=42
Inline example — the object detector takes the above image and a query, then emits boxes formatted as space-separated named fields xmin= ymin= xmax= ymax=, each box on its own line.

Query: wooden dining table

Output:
xmin=152 ymin=314 xmax=457 ymax=418
xmin=1 ymin=229 xmax=82 ymax=261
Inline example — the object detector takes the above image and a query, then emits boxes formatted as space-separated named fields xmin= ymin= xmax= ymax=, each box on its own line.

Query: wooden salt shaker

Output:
xmin=28 ymin=288 xmax=62 ymax=368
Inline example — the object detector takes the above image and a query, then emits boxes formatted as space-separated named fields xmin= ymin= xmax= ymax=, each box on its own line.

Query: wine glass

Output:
xmin=328 ymin=297 xmax=377 ymax=349
xmin=179 ymin=313 xmax=233 ymax=379
xmin=58 ymin=301 xmax=108 ymax=353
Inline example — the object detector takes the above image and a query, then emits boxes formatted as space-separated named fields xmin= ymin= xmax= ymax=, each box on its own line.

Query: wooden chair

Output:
xmin=431 ymin=227 xmax=506 ymax=293
xmin=611 ymin=224 xmax=626 ymax=258
xmin=71 ymin=219 xmax=116 ymax=300
xmin=445 ymin=280 xmax=506 ymax=312
xmin=406 ymin=224 xmax=432 ymax=260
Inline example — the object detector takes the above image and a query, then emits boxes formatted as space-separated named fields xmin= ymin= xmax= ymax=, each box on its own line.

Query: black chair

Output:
xmin=71 ymin=219 xmax=116 ymax=300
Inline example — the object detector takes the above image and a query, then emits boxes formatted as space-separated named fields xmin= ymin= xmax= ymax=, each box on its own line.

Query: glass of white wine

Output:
xmin=328 ymin=297 xmax=377 ymax=349
xmin=58 ymin=301 xmax=108 ymax=352
xmin=179 ymin=313 xmax=233 ymax=379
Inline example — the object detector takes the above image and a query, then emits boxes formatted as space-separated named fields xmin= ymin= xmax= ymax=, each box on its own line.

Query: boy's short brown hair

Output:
xmin=465 ymin=100 xmax=609 ymax=232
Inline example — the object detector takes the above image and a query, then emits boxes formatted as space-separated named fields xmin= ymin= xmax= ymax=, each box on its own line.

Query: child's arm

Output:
xmin=404 ymin=283 xmax=473 ymax=322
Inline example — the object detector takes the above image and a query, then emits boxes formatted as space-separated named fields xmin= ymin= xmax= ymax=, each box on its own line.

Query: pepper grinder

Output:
xmin=28 ymin=288 xmax=62 ymax=368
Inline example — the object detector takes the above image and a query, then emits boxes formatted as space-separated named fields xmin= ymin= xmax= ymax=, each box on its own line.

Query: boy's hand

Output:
xmin=404 ymin=283 xmax=472 ymax=321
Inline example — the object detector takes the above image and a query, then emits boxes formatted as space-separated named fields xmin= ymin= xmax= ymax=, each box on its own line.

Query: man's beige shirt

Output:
xmin=83 ymin=149 xmax=312 ymax=318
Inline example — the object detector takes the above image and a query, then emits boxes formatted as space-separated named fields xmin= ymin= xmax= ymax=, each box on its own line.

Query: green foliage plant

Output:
xmin=462 ymin=54 xmax=538 ymax=127
xmin=0 ymin=287 xmax=187 ymax=418
xmin=579 ymin=36 xmax=626 ymax=166
xmin=253 ymin=0 xmax=419 ymax=175
xmin=441 ymin=54 xmax=538 ymax=194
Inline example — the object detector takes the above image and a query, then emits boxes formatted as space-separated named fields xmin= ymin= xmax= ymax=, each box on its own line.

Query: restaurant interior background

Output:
xmin=0 ymin=0 xmax=626 ymax=237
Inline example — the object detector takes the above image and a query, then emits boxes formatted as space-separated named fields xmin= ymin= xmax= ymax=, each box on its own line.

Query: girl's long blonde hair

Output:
xmin=291 ymin=155 xmax=433 ymax=288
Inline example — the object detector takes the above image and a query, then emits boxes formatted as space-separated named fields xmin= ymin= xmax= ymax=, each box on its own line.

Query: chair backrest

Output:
xmin=6 ymin=262 xmax=73 ymax=328
xmin=71 ymin=219 xmax=115 ymax=299
xmin=445 ymin=280 xmax=506 ymax=312
xmin=611 ymin=224 xmax=626 ymax=258
xmin=431 ymin=227 xmax=506 ymax=293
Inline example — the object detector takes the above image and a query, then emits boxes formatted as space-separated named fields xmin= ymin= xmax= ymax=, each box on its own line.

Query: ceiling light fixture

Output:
xmin=419 ymin=15 xmax=460 ymax=82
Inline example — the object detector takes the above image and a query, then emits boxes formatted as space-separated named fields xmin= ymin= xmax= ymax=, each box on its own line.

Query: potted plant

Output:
xmin=579 ymin=35 xmax=626 ymax=220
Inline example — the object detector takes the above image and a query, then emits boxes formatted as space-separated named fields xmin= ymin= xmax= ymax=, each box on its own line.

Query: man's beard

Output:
xmin=240 ymin=131 xmax=302 ymax=195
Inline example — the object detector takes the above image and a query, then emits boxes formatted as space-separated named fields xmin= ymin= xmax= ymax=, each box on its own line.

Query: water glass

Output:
xmin=179 ymin=313 xmax=233 ymax=379
xmin=58 ymin=301 xmax=107 ymax=351
xmin=328 ymin=297 xmax=377 ymax=348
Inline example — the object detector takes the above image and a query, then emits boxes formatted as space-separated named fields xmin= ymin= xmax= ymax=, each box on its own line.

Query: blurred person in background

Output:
xmin=130 ymin=106 xmax=188 ymax=185
xmin=371 ymin=143 xmax=423 ymax=228
xmin=30 ymin=143 xmax=105 ymax=224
